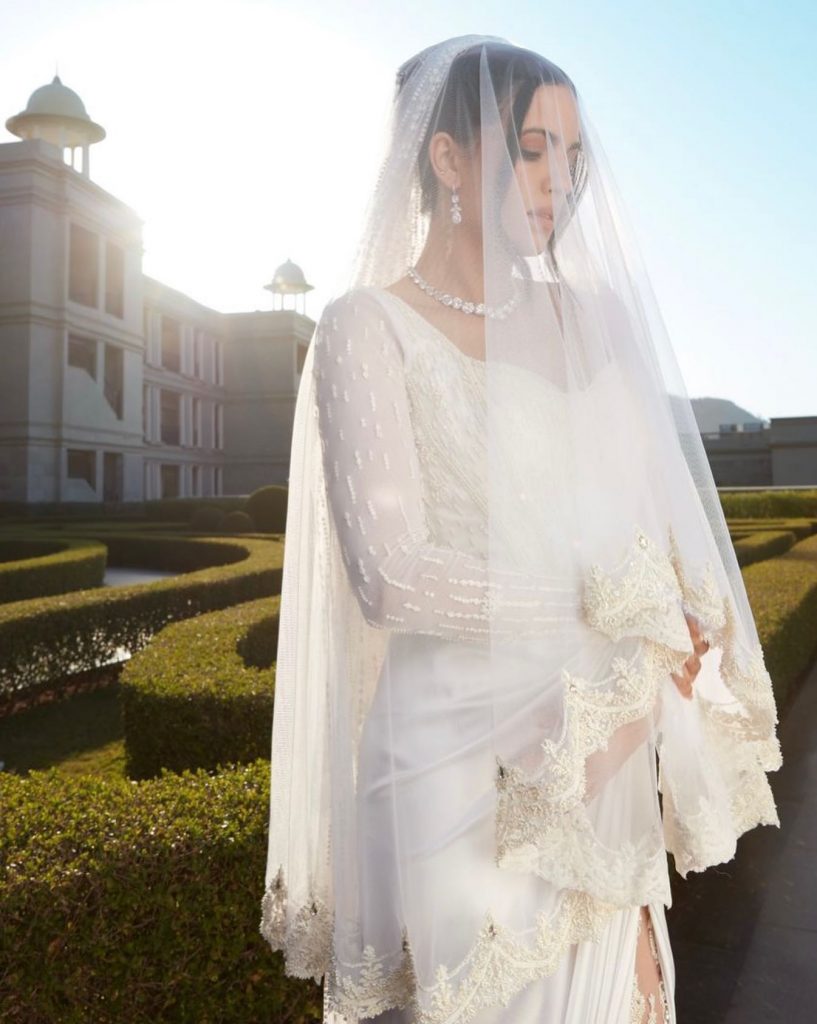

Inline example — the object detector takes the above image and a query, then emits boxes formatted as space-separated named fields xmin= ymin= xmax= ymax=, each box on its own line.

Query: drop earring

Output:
xmin=450 ymin=186 xmax=462 ymax=225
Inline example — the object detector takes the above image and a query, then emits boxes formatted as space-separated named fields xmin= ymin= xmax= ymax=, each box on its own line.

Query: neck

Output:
xmin=414 ymin=216 xmax=503 ymax=304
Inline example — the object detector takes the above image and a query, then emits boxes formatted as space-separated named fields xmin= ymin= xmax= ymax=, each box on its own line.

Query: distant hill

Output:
xmin=690 ymin=397 xmax=768 ymax=435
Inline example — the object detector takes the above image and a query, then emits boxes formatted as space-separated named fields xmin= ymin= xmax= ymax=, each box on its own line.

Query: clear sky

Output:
xmin=1 ymin=0 xmax=815 ymax=420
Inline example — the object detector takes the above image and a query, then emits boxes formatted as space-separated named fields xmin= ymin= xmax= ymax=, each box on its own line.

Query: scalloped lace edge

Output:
xmin=261 ymin=869 xmax=631 ymax=1023
xmin=495 ymin=522 xmax=781 ymax=898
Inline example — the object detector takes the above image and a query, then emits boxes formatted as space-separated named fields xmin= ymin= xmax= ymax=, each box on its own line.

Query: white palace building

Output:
xmin=1 ymin=76 xmax=815 ymax=506
xmin=0 ymin=74 xmax=315 ymax=506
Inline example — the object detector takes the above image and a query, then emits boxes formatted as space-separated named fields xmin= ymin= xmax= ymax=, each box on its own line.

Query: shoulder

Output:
xmin=315 ymin=286 xmax=409 ymax=363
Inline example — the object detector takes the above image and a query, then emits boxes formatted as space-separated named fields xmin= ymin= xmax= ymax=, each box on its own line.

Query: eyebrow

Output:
xmin=520 ymin=127 xmax=582 ymax=150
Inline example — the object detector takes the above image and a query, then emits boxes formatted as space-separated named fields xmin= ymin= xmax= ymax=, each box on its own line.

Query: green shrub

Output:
xmin=733 ymin=529 xmax=797 ymax=567
xmin=0 ymin=760 xmax=321 ymax=1024
xmin=246 ymin=486 xmax=288 ymax=533
xmin=144 ymin=497 xmax=246 ymax=524
xmin=223 ymin=509 xmax=255 ymax=534
xmin=720 ymin=489 xmax=817 ymax=519
xmin=0 ymin=534 xmax=283 ymax=702
xmin=121 ymin=596 xmax=278 ymax=780
xmin=0 ymin=536 xmax=106 ymax=604
xmin=190 ymin=505 xmax=226 ymax=532
xmin=743 ymin=532 xmax=817 ymax=710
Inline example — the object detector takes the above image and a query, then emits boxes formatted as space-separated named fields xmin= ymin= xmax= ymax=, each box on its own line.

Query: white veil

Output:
xmin=260 ymin=35 xmax=781 ymax=1023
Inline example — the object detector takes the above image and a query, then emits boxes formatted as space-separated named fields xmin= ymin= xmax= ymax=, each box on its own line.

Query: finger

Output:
xmin=685 ymin=612 xmax=702 ymax=637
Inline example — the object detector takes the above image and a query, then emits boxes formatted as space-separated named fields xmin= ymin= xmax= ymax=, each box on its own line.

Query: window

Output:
xmin=68 ymin=335 xmax=96 ymax=377
xmin=193 ymin=332 xmax=202 ymax=379
xmin=143 ymin=385 xmax=149 ymax=441
xmin=104 ymin=344 xmax=124 ymax=419
xmin=215 ymin=340 xmax=224 ymax=385
xmin=161 ymin=464 xmax=180 ymax=498
xmin=67 ymin=448 xmax=96 ymax=489
xmin=213 ymin=402 xmax=223 ymax=450
xmin=160 ymin=389 xmax=181 ymax=446
xmin=192 ymin=396 xmax=201 ymax=448
xmin=103 ymin=451 xmax=123 ymax=502
xmin=68 ymin=223 xmax=98 ymax=307
xmin=192 ymin=464 xmax=200 ymax=496
xmin=214 ymin=465 xmax=222 ymax=495
xmin=105 ymin=241 xmax=124 ymax=318
xmin=161 ymin=316 xmax=181 ymax=372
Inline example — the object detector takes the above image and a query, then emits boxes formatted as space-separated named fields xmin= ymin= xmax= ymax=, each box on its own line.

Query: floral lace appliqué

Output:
xmin=263 ymin=872 xmax=628 ymax=1024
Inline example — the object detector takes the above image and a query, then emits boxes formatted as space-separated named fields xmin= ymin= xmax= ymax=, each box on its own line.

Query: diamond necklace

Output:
xmin=407 ymin=266 xmax=520 ymax=320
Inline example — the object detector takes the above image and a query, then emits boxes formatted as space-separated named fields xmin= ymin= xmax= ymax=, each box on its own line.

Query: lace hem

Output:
xmin=494 ymin=522 xmax=781 ymax=897
xmin=494 ymin=525 xmax=692 ymax=905
xmin=494 ymin=636 xmax=685 ymax=907
xmin=262 ymin=867 xmax=627 ymax=1024
xmin=259 ymin=865 xmax=332 ymax=983
xmin=661 ymin=524 xmax=782 ymax=875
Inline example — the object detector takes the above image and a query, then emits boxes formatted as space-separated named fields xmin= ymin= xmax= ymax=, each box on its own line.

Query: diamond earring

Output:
xmin=450 ymin=186 xmax=462 ymax=225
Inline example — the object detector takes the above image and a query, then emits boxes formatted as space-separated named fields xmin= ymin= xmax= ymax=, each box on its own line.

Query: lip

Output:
xmin=528 ymin=208 xmax=554 ymax=222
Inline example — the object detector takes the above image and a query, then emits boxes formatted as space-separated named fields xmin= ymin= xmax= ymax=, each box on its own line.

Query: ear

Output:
xmin=427 ymin=131 xmax=461 ymax=191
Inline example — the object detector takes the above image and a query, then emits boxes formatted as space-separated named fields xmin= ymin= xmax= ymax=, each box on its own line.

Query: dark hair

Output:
xmin=398 ymin=41 xmax=586 ymax=274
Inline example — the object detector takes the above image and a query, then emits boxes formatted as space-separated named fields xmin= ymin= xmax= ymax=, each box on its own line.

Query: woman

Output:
xmin=260 ymin=36 xmax=782 ymax=1024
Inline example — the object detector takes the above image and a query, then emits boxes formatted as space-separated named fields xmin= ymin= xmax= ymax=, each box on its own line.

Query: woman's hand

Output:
xmin=671 ymin=612 xmax=710 ymax=700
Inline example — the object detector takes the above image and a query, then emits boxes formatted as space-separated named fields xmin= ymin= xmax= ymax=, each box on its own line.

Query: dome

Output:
xmin=25 ymin=75 xmax=91 ymax=120
xmin=6 ymin=74 xmax=106 ymax=146
xmin=264 ymin=258 xmax=314 ymax=296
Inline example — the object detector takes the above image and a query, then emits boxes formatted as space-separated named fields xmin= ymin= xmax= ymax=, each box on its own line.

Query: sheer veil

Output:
xmin=260 ymin=34 xmax=781 ymax=1023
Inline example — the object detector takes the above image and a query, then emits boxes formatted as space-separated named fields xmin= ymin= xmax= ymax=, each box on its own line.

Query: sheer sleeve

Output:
xmin=313 ymin=289 xmax=579 ymax=646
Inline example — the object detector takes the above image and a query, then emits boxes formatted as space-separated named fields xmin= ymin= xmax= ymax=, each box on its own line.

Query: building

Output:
xmin=701 ymin=419 xmax=817 ymax=488
xmin=1 ymin=76 xmax=814 ymax=506
xmin=0 ymin=74 xmax=314 ymax=505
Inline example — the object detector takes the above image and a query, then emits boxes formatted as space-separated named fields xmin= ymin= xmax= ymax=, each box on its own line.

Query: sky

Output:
xmin=1 ymin=0 xmax=815 ymax=420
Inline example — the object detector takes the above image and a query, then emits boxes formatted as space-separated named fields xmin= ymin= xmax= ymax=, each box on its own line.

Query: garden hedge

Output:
xmin=738 ymin=531 xmax=817 ymax=710
xmin=0 ymin=533 xmax=283 ymax=704
xmin=732 ymin=529 xmax=798 ymax=567
xmin=0 ymin=759 xmax=321 ymax=1024
xmin=246 ymin=486 xmax=288 ymax=534
xmin=0 ymin=536 xmax=107 ymax=605
xmin=120 ymin=596 xmax=279 ymax=780
xmin=719 ymin=488 xmax=817 ymax=519
xmin=2 ymin=504 xmax=817 ymax=1023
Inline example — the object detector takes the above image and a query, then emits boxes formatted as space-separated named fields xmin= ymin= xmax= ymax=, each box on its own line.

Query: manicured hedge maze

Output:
xmin=0 ymin=535 xmax=107 ymax=604
xmin=0 ymin=533 xmax=283 ymax=704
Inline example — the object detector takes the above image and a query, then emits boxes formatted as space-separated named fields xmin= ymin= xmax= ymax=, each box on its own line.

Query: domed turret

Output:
xmin=264 ymin=258 xmax=314 ymax=313
xmin=6 ymin=74 xmax=106 ymax=179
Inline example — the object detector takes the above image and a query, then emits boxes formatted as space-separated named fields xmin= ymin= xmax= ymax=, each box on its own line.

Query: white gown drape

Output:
xmin=319 ymin=286 xmax=681 ymax=1023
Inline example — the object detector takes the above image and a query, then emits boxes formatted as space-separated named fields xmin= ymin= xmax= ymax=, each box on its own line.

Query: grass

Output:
xmin=0 ymin=681 xmax=127 ymax=779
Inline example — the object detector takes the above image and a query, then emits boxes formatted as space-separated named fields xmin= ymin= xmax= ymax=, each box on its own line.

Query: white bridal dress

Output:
xmin=321 ymin=286 xmax=675 ymax=1024
xmin=261 ymin=37 xmax=782 ymax=1024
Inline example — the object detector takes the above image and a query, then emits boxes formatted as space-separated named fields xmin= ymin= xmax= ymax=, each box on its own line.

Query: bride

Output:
xmin=260 ymin=36 xmax=782 ymax=1024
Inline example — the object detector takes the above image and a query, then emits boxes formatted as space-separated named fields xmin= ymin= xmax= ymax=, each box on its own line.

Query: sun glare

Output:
xmin=1 ymin=0 xmax=392 ymax=314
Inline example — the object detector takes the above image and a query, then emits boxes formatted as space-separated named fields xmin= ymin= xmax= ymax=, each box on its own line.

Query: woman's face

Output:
xmin=427 ymin=81 xmax=582 ymax=259
xmin=503 ymin=82 xmax=582 ymax=255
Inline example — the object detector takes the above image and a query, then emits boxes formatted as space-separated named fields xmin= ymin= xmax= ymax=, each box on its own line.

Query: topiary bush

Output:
xmin=223 ymin=509 xmax=255 ymax=534
xmin=120 ymin=596 xmax=279 ymax=780
xmin=246 ymin=485 xmax=288 ymax=534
